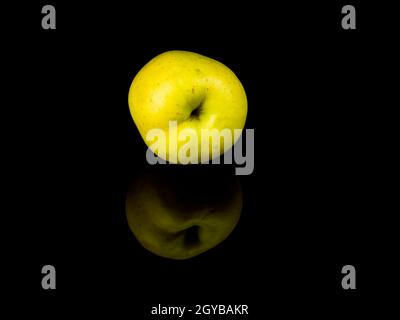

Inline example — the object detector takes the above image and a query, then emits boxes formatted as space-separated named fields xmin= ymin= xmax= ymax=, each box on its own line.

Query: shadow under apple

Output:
xmin=125 ymin=170 xmax=242 ymax=260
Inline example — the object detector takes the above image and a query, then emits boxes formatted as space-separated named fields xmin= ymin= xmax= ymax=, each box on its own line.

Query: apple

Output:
xmin=125 ymin=170 xmax=242 ymax=259
xmin=128 ymin=50 xmax=247 ymax=163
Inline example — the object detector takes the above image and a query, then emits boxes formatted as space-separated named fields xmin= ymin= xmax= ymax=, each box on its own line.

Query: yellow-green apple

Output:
xmin=125 ymin=171 xmax=242 ymax=259
xmin=128 ymin=50 xmax=247 ymax=163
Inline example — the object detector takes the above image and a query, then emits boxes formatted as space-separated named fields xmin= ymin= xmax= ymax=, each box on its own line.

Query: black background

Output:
xmin=4 ymin=1 xmax=398 ymax=318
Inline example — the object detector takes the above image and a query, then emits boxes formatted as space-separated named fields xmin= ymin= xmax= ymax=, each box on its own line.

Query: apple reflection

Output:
xmin=125 ymin=170 xmax=242 ymax=260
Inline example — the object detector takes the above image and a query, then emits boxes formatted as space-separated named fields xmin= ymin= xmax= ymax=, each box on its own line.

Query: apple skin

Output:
xmin=125 ymin=171 xmax=242 ymax=260
xmin=128 ymin=50 xmax=247 ymax=163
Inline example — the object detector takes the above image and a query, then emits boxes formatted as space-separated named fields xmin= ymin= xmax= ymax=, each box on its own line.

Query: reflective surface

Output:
xmin=125 ymin=170 xmax=242 ymax=259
